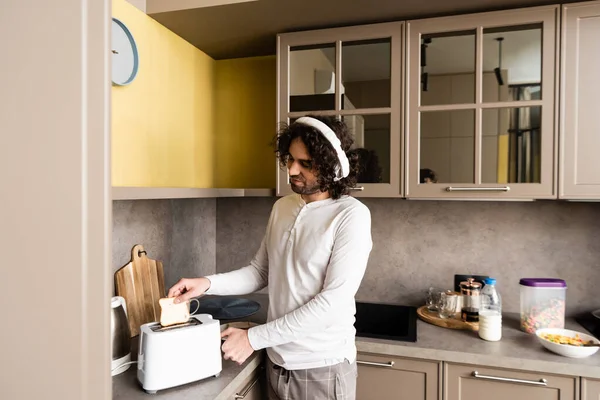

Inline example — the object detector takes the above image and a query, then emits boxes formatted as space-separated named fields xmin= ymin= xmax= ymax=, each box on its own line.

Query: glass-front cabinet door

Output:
xmin=277 ymin=22 xmax=403 ymax=197
xmin=405 ymin=6 xmax=558 ymax=199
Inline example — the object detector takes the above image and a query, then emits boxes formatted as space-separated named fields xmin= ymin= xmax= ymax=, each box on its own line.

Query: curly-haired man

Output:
xmin=168 ymin=116 xmax=373 ymax=400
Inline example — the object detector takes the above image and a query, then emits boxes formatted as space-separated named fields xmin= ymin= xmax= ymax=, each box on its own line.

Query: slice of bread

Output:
xmin=159 ymin=297 xmax=190 ymax=327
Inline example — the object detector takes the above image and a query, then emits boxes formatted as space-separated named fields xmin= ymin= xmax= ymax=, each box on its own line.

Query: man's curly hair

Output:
xmin=274 ymin=115 xmax=361 ymax=200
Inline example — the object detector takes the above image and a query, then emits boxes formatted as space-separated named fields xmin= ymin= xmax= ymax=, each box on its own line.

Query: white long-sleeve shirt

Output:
xmin=204 ymin=193 xmax=372 ymax=370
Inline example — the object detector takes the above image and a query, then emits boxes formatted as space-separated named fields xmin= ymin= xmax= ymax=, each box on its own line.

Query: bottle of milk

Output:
xmin=479 ymin=277 xmax=502 ymax=341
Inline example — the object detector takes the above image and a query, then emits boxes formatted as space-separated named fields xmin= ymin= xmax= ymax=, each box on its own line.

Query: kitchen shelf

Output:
xmin=112 ymin=187 xmax=275 ymax=200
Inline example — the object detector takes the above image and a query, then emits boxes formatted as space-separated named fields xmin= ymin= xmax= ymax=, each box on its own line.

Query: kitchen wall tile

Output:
xmin=216 ymin=197 xmax=275 ymax=274
xmin=215 ymin=197 xmax=600 ymax=316
xmin=170 ymin=198 xmax=216 ymax=289
xmin=112 ymin=200 xmax=173 ymax=279
xmin=112 ymin=198 xmax=217 ymax=294
xmin=361 ymin=199 xmax=600 ymax=315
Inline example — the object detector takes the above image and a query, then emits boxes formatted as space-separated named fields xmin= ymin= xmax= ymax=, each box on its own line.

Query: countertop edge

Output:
xmin=356 ymin=338 xmax=600 ymax=379
xmin=112 ymin=187 xmax=275 ymax=200
xmin=213 ymin=351 xmax=264 ymax=400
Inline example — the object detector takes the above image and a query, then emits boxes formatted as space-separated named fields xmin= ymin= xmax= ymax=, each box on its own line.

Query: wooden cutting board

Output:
xmin=417 ymin=305 xmax=479 ymax=331
xmin=114 ymin=244 xmax=165 ymax=337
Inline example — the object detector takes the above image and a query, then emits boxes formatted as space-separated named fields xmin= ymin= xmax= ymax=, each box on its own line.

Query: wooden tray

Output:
xmin=417 ymin=305 xmax=479 ymax=331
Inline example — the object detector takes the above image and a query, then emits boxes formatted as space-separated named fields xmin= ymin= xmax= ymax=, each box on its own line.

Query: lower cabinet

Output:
xmin=444 ymin=363 xmax=578 ymax=400
xmin=240 ymin=354 xmax=593 ymax=400
xmin=356 ymin=352 xmax=440 ymax=400
xmin=231 ymin=364 xmax=266 ymax=400
xmin=582 ymin=378 xmax=600 ymax=400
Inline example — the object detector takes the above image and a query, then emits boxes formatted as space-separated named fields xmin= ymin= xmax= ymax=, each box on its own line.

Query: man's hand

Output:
xmin=221 ymin=328 xmax=255 ymax=365
xmin=167 ymin=277 xmax=211 ymax=304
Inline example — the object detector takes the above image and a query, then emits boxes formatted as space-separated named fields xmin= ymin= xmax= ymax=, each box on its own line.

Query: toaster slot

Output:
xmin=149 ymin=318 xmax=203 ymax=333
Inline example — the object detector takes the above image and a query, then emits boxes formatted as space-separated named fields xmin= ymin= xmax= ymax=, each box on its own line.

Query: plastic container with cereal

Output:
xmin=519 ymin=278 xmax=567 ymax=333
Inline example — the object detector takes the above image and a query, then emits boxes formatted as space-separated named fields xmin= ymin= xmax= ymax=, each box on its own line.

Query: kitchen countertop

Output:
xmin=357 ymin=312 xmax=600 ymax=379
xmin=113 ymin=293 xmax=600 ymax=399
xmin=112 ymin=294 xmax=268 ymax=400
xmin=113 ymin=350 xmax=264 ymax=400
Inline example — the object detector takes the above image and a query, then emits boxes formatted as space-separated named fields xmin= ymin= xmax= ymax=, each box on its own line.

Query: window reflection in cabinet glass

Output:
xmin=420 ymin=30 xmax=476 ymax=106
xmin=482 ymin=106 xmax=542 ymax=184
xmin=290 ymin=44 xmax=336 ymax=112
xmin=342 ymin=38 xmax=391 ymax=109
xmin=341 ymin=114 xmax=390 ymax=184
xmin=482 ymin=24 xmax=542 ymax=102
xmin=420 ymin=109 xmax=475 ymax=183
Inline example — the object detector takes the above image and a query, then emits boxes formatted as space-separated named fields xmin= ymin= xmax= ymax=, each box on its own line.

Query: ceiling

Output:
xmin=147 ymin=0 xmax=581 ymax=60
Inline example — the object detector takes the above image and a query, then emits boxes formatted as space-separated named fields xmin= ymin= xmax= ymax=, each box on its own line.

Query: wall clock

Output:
xmin=111 ymin=18 xmax=139 ymax=86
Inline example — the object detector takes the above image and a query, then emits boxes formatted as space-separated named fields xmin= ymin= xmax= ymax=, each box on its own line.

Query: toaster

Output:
xmin=137 ymin=314 xmax=222 ymax=394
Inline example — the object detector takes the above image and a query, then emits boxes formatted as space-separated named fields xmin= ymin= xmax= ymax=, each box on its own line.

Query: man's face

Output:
xmin=287 ymin=137 xmax=320 ymax=195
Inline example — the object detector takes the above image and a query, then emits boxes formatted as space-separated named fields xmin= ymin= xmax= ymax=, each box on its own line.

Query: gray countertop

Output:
xmin=357 ymin=312 xmax=600 ymax=379
xmin=113 ymin=294 xmax=600 ymax=400
xmin=112 ymin=294 xmax=268 ymax=400
xmin=112 ymin=350 xmax=264 ymax=400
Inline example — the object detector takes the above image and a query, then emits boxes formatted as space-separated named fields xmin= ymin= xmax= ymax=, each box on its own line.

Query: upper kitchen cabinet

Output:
xmin=405 ymin=6 xmax=558 ymax=200
xmin=560 ymin=1 xmax=600 ymax=200
xmin=112 ymin=0 xmax=276 ymax=200
xmin=112 ymin=0 xmax=217 ymax=191
xmin=276 ymin=22 xmax=403 ymax=197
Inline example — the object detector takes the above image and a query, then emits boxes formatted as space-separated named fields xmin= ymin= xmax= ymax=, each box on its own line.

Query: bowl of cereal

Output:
xmin=535 ymin=328 xmax=600 ymax=358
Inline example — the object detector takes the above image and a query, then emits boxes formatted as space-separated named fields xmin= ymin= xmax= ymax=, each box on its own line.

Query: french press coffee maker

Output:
xmin=460 ymin=278 xmax=482 ymax=323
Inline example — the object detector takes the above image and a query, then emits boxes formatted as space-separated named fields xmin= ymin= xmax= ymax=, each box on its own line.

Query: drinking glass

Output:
xmin=438 ymin=292 xmax=459 ymax=319
xmin=426 ymin=287 xmax=446 ymax=311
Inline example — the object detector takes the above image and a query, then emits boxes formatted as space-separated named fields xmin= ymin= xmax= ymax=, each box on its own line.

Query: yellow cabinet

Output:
xmin=112 ymin=0 xmax=215 ymax=189
xmin=112 ymin=0 xmax=276 ymax=194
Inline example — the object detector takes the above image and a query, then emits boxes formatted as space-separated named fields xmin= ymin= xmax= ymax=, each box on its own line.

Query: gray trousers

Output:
xmin=266 ymin=356 xmax=357 ymax=400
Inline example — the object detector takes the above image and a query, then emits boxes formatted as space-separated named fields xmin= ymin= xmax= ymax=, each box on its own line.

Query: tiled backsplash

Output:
xmin=112 ymin=200 xmax=173 ymax=274
xmin=215 ymin=198 xmax=600 ymax=316
xmin=112 ymin=199 xmax=216 ymax=292
xmin=113 ymin=197 xmax=600 ymax=316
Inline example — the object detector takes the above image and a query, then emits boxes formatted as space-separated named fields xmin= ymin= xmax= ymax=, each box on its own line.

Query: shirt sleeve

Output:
xmin=247 ymin=204 xmax=372 ymax=350
xmin=203 ymin=210 xmax=273 ymax=296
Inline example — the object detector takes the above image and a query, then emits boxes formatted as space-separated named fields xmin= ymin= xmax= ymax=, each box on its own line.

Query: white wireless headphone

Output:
xmin=295 ymin=117 xmax=350 ymax=181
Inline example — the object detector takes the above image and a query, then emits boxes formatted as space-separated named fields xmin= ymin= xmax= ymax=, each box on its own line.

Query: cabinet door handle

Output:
xmin=234 ymin=375 xmax=260 ymax=399
xmin=357 ymin=360 xmax=395 ymax=368
xmin=349 ymin=186 xmax=365 ymax=191
xmin=472 ymin=371 xmax=547 ymax=386
xmin=445 ymin=186 xmax=510 ymax=192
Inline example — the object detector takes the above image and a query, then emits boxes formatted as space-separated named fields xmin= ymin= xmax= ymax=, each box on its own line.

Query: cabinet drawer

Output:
xmin=356 ymin=352 xmax=440 ymax=400
xmin=444 ymin=363 xmax=577 ymax=400
xmin=231 ymin=364 xmax=266 ymax=400
xmin=582 ymin=378 xmax=600 ymax=400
